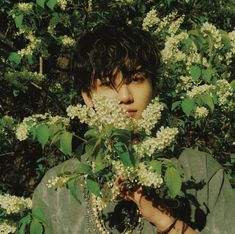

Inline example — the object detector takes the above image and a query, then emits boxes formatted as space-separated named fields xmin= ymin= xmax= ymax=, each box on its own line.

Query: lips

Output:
xmin=126 ymin=109 xmax=137 ymax=117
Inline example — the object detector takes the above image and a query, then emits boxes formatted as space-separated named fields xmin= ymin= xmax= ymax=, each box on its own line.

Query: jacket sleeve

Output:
xmin=32 ymin=159 xmax=88 ymax=234
xmin=178 ymin=148 xmax=235 ymax=234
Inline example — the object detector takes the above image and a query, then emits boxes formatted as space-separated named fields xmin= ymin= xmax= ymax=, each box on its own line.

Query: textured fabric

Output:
xmin=32 ymin=148 xmax=235 ymax=233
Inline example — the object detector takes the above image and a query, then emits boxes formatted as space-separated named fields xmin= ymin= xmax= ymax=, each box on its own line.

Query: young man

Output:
xmin=33 ymin=25 xmax=235 ymax=234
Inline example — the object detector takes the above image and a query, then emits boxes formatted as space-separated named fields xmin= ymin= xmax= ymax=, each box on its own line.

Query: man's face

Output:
xmin=82 ymin=67 xmax=154 ymax=120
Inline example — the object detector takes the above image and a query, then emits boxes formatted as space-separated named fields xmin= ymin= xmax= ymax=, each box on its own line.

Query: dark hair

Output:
xmin=72 ymin=25 xmax=161 ymax=93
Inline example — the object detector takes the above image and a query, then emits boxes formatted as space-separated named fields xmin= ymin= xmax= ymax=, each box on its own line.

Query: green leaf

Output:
xmin=191 ymin=65 xmax=201 ymax=82
xmin=149 ymin=160 xmax=162 ymax=174
xmin=220 ymin=30 xmax=231 ymax=48
xmin=182 ymin=38 xmax=193 ymax=50
xmin=18 ymin=214 xmax=31 ymax=234
xmin=49 ymin=124 xmax=62 ymax=139
xmin=27 ymin=54 xmax=33 ymax=65
xmin=181 ymin=98 xmax=195 ymax=117
xmin=87 ymin=179 xmax=100 ymax=196
xmin=165 ymin=167 xmax=182 ymax=198
xmin=30 ymin=219 xmax=43 ymax=234
xmin=114 ymin=142 xmax=133 ymax=167
xmin=32 ymin=208 xmax=47 ymax=223
xmin=59 ymin=131 xmax=72 ymax=155
xmin=76 ymin=162 xmax=92 ymax=175
xmin=47 ymin=0 xmax=57 ymax=10
xmin=15 ymin=14 xmax=23 ymax=28
xmin=8 ymin=52 xmax=21 ymax=65
xmin=36 ymin=124 xmax=50 ymax=149
xmin=171 ymin=101 xmax=181 ymax=111
xmin=202 ymin=68 xmax=213 ymax=83
xmin=74 ymin=142 xmax=85 ymax=159
xmin=200 ymin=93 xmax=214 ymax=112
xmin=93 ymin=149 xmax=105 ymax=173
xmin=36 ymin=0 xmax=46 ymax=8
xmin=119 ymin=151 xmax=133 ymax=167
xmin=112 ymin=128 xmax=131 ymax=143
xmin=84 ymin=129 xmax=98 ymax=138
xmin=67 ymin=178 xmax=81 ymax=204
xmin=230 ymin=80 xmax=235 ymax=90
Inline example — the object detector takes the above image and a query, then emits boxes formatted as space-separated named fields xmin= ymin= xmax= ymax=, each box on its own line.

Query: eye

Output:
xmin=100 ymin=81 xmax=111 ymax=87
xmin=131 ymin=76 xmax=146 ymax=83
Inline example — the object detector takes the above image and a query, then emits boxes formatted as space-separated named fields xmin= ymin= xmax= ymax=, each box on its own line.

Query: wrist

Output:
xmin=151 ymin=213 xmax=176 ymax=233
xmin=156 ymin=217 xmax=178 ymax=233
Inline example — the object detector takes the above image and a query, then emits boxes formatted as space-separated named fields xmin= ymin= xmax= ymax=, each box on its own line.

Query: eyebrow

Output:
xmin=125 ymin=67 xmax=145 ymax=76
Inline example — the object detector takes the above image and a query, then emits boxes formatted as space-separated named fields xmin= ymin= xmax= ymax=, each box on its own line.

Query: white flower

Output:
xmin=142 ymin=9 xmax=160 ymax=30
xmin=134 ymin=127 xmax=178 ymax=157
xmin=17 ymin=33 xmax=41 ymax=57
xmin=67 ymin=95 xmax=134 ymax=131
xmin=0 ymin=220 xmax=17 ymax=234
xmin=61 ymin=35 xmax=76 ymax=47
xmin=187 ymin=84 xmax=213 ymax=98
xmin=137 ymin=163 xmax=163 ymax=188
xmin=46 ymin=175 xmax=70 ymax=188
xmin=215 ymin=79 xmax=233 ymax=105
xmin=18 ymin=3 xmax=32 ymax=11
xmin=137 ymin=97 xmax=164 ymax=135
xmin=0 ymin=194 xmax=32 ymax=215
xmin=228 ymin=30 xmax=235 ymax=54
xmin=194 ymin=106 xmax=209 ymax=118
xmin=200 ymin=22 xmax=222 ymax=49
xmin=16 ymin=114 xmax=69 ymax=141
xmin=15 ymin=123 xmax=28 ymax=141
xmin=161 ymin=32 xmax=188 ymax=63
xmin=57 ymin=0 xmax=71 ymax=10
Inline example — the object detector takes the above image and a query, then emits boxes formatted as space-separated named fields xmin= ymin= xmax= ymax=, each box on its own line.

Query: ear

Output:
xmin=81 ymin=91 xmax=93 ymax=107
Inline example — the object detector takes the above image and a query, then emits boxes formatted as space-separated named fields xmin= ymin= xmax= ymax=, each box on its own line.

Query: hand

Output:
xmin=117 ymin=179 xmax=197 ymax=234
xmin=116 ymin=178 xmax=174 ymax=232
xmin=125 ymin=186 xmax=175 ymax=232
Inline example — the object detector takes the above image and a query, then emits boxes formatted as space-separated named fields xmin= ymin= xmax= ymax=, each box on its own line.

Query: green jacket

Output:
xmin=32 ymin=148 xmax=235 ymax=233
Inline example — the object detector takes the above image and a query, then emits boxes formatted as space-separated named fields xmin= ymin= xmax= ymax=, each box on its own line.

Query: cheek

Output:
xmin=139 ymin=84 xmax=153 ymax=108
xmin=92 ymin=87 xmax=117 ymax=98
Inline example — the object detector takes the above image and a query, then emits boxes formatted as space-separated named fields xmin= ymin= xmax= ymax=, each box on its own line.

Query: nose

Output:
xmin=117 ymin=84 xmax=134 ymax=104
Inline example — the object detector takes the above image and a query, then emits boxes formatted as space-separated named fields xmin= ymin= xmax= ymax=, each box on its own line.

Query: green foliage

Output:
xmin=164 ymin=167 xmax=182 ymax=198
xmin=36 ymin=124 xmax=50 ymax=149
xmin=181 ymin=98 xmax=195 ymax=117
xmin=17 ymin=208 xmax=46 ymax=234
xmin=0 ymin=0 xmax=234 ymax=229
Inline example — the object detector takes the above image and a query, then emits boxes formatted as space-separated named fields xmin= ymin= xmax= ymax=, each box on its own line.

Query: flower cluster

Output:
xmin=187 ymin=84 xmax=213 ymax=98
xmin=17 ymin=33 xmax=41 ymax=57
xmin=228 ymin=30 xmax=235 ymax=54
xmin=15 ymin=114 xmax=69 ymax=141
xmin=57 ymin=0 xmax=71 ymax=10
xmin=161 ymin=32 xmax=188 ymax=63
xmin=0 ymin=194 xmax=32 ymax=215
xmin=142 ymin=9 xmax=160 ymax=31
xmin=200 ymin=22 xmax=222 ymax=49
xmin=194 ymin=106 xmax=209 ymax=118
xmin=67 ymin=95 xmax=134 ymax=131
xmin=143 ymin=9 xmax=184 ymax=36
xmin=67 ymin=95 xmax=165 ymax=135
xmin=134 ymin=127 xmax=178 ymax=157
xmin=137 ymin=97 xmax=164 ymax=135
xmin=137 ymin=163 xmax=163 ymax=188
xmin=215 ymin=79 xmax=233 ymax=105
xmin=0 ymin=220 xmax=17 ymax=234
xmin=60 ymin=35 xmax=76 ymax=47
xmin=46 ymin=175 xmax=70 ymax=189
xmin=17 ymin=3 xmax=33 ymax=12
